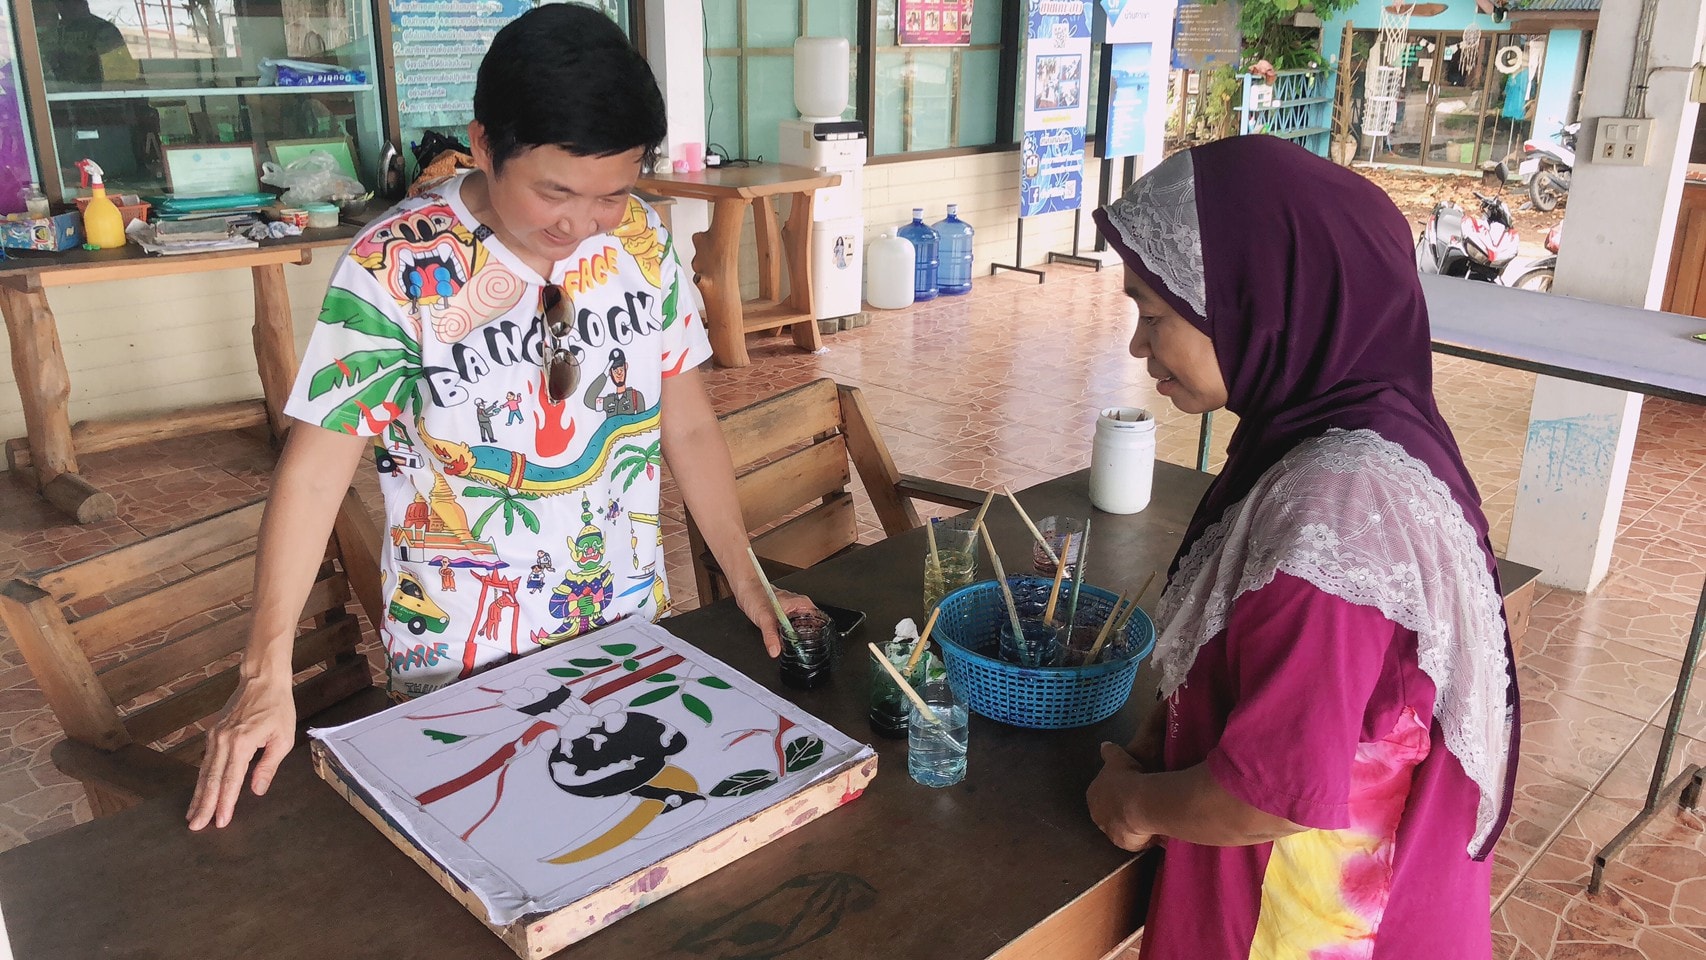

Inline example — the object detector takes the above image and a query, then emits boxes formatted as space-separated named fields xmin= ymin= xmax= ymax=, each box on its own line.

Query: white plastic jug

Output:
xmin=866 ymin=231 xmax=916 ymax=310
xmin=1090 ymin=407 xmax=1156 ymax=514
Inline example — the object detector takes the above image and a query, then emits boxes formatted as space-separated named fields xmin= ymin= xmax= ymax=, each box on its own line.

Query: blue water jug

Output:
xmin=897 ymin=207 xmax=939 ymax=302
xmin=933 ymin=203 xmax=974 ymax=295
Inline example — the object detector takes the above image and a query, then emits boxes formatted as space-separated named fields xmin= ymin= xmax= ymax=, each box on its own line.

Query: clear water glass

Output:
xmin=907 ymin=680 xmax=969 ymax=788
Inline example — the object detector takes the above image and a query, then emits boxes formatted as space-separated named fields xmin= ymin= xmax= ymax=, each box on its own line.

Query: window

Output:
xmin=704 ymin=0 xmax=859 ymax=164
xmin=871 ymin=0 xmax=1007 ymax=156
xmin=24 ymin=0 xmax=384 ymax=196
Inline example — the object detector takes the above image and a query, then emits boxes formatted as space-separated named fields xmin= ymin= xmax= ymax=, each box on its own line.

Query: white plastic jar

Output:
xmin=1089 ymin=407 xmax=1156 ymax=515
xmin=865 ymin=231 xmax=916 ymax=310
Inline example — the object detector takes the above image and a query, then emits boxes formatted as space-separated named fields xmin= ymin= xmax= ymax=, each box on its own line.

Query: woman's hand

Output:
xmin=186 ymin=673 xmax=298 ymax=830
xmin=1126 ymin=698 xmax=1168 ymax=772
xmin=732 ymin=582 xmax=818 ymax=657
xmin=1088 ymin=742 xmax=1159 ymax=852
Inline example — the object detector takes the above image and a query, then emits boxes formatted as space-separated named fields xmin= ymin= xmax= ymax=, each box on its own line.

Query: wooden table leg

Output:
xmin=251 ymin=263 xmax=300 ymax=441
xmin=0 ymin=280 xmax=117 ymax=523
xmin=781 ymin=190 xmax=823 ymax=352
xmin=692 ymin=197 xmax=753 ymax=368
xmin=753 ymin=196 xmax=784 ymax=304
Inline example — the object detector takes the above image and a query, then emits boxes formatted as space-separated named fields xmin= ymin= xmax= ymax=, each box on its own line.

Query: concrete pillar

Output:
xmin=643 ymin=0 xmax=710 ymax=272
xmin=1504 ymin=0 xmax=1706 ymax=590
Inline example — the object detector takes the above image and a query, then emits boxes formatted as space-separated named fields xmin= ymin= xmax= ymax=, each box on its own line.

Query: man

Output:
xmin=188 ymin=5 xmax=809 ymax=831
xmin=584 ymin=347 xmax=644 ymax=417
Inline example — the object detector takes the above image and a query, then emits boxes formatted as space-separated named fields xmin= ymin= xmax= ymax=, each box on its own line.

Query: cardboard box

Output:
xmin=2 ymin=212 xmax=85 ymax=251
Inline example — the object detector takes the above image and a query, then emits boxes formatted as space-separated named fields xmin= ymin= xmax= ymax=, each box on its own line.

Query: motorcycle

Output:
xmin=1520 ymin=122 xmax=1578 ymax=213
xmin=1415 ymin=191 xmax=1521 ymax=283
xmin=1507 ymin=223 xmax=1561 ymax=293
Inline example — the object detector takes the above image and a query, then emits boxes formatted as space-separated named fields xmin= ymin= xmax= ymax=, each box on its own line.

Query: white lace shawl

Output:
xmin=1154 ymin=429 xmax=1512 ymax=854
xmin=1099 ymin=150 xmax=1207 ymax=318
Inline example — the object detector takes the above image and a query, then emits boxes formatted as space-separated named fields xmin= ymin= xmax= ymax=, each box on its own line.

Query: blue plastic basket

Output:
xmin=932 ymin=577 xmax=1156 ymax=729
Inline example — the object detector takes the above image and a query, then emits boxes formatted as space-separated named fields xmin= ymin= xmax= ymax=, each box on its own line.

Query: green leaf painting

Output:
xmin=623 ymin=659 xmax=640 ymax=671
xmin=316 ymin=367 xmax=416 ymax=435
xmin=696 ymin=676 xmax=732 ymax=690
xmin=422 ymin=729 xmax=466 ymax=744
xmin=783 ymin=735 xmax=824 ymax=773
xmin=601 ymin=643 xmax=637 ymax=657
xmin=317 ymin=286 xmax=418 ymax=347
xmin=570 ymin=658 xmax=613 ymax=668
xmin=546 ymin=667 xmax=583 ymax=679
xmin=681 ymin=693 xmax=713 ymax=725
xmin=645 ymin=673 xmax=678 ymax=683
xmin=308 ymin=348 xmax=413 ymax=399
xmin=629 ymin=685 xmax=679 ymax=707
xmin=710 ymin=768 xmax=779 ymax=798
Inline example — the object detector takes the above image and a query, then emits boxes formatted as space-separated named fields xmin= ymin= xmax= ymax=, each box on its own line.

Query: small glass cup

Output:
xmin=868 ymin=638 xmax=940 ymax=738
xmin=923 ymin=515 xmax=981 ymax=613
xmin=907 ymin=679 xmax=969 ymax=788
xmin=1032 ymin=516 xmax=1086 ymax=578
xmin=779 ymin=611 xmax=838 ymax=689
xmin=998 ymin=617 xmax=1063 ymax=668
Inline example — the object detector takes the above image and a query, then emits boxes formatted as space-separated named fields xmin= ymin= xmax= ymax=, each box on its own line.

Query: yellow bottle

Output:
xmin=75 ymin=159 xmax=126 ymax=250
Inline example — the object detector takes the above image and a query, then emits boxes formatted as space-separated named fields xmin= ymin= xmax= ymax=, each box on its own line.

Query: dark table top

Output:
xmin=0 ymin=464 xmax=1212 ymax=960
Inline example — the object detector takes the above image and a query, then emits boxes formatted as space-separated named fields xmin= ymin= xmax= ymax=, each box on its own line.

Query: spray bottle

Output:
xmin=76 ymin=160 xmax=126 ymax=250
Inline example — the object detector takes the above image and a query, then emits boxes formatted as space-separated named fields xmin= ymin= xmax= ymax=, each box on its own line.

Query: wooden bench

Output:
xmin=0 ymin=490 xmax=384 ymax=816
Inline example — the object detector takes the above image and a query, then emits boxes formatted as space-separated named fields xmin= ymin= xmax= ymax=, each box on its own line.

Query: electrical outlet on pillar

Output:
xmin=1592 ymin=117 xmax=1653 ymax=166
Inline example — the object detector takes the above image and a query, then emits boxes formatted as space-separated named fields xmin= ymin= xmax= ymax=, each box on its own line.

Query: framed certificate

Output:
xmin=162 ymin=143 xmax=262 ymax=196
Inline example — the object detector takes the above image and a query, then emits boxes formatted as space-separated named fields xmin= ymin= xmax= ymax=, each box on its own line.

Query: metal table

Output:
xmin=0 ymin=466 xmax=1211 ymax=960
xmin=1419 ymin=273 xmax=1706 ymax=892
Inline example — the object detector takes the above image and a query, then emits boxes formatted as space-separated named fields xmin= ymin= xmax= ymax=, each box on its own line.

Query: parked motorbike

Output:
xmin=1507 ymin=223 xmax=1561 ymax=293
xmin=1415 ymin=191 xmax=1521 ymax=283
xmin=1521 ymin=122 xmax=1578 ymax=213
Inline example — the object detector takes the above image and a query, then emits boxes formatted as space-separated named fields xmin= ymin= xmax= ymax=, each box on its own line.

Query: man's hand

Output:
xmin=733 ymin=581 xmax=818 ymax=657
xmin=1088 ymin=741 xmax=1159 ymax=853
xmin=186 ymin=674 xmax=298 ymax=830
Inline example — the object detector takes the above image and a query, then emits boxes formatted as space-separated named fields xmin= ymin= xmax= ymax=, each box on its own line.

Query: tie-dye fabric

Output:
xmin=1139 ymin=573 xmax=1491 ymax=960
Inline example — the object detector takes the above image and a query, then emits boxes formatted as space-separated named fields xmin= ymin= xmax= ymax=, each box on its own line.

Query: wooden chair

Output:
xmin=0 ymin=490 xmax=385 ymax=817
xmin=686 ymin=379 xmax=986 ymax=603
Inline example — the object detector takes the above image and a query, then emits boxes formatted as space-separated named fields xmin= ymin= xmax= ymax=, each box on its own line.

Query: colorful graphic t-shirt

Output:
xmin=284 ymin=173 xmax=712 ymax=697
xmin=1140 ymin=572 xmax=1492 ymax=960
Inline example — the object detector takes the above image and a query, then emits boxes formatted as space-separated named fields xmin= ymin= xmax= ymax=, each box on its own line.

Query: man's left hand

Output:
xmin=1088 ymin=742 xmax=1160 ymax=852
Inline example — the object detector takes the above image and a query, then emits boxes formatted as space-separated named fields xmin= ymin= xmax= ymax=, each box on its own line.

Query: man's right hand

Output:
xmin=186 ymin=673 xmax=298 ymax=830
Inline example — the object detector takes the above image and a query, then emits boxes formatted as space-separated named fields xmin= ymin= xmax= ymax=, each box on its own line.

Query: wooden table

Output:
xmin=637 ymin=164 xmax=840 ymax=368
xmin=0 ymin=226 xmax=360 ymax=523
xmin=0 ymin=464 xmax=1213 ymax=960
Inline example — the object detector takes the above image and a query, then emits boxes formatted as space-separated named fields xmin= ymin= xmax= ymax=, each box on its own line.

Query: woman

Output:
xmin=1086 ymin=136 xmax=1518 ymax=958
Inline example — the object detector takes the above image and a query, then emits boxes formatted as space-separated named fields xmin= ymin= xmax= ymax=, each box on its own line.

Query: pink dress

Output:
xmin=1139 ymin=571 xmax=1491 ymax=960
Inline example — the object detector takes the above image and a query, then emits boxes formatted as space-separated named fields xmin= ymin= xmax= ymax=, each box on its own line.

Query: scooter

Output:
xmin=1415 ymin=191 xmax=1521 ymax=283
xmin=1520 ymin=122 xmax=1578 ymax=213
xmin=1507 ymin=223 xmax=1561 ymax=293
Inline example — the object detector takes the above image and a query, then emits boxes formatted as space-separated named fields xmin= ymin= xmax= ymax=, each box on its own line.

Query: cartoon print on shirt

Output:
xmin=473 ymin=398 xmax=498 ymax=442
xmin=414 ymin=409 xmax=662 ymax=500
xmin=610 ymin=197 xmax=667 ymax=288
xmin=461 ymin=568 xmax=524 ymax=678
xmin=583 ymin=348 xmax=647 ymax=419
xmin=539 ymin=495 xmax=616 ymax=644
xmin=392 ymin=473 xmax=499 ymax=565
xmin=436 ymin=556 xmax=457 ymax=593
xmin=350 ymin=205 xmax=482 ymax=316
xmin=305 ymin=289 xmax=425 ymax=436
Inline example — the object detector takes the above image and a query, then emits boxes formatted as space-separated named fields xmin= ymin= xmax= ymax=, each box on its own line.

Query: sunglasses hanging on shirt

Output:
xmin=540 ymin=285 xmax=581 ymax=404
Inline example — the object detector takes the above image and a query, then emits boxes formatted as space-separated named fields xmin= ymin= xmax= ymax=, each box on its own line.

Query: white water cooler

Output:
xmin=779 ymin=37 xmax=866 ymax=324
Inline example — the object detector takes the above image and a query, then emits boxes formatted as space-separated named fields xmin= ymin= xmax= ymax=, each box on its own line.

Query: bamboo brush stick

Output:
xmin=746 ymin=546 xmax=798 ymax=643
xmin=1086 ymin=589 xmax=1134 ymax=664
xmin=1003 ymin=485 xmax=1058 ymax=565
xmin=868 ymin=642 xmax=943 ymax=726
xmin=904 ymin=607 xmax=942 ymax=674
xmin=925 ymin=519 xmax=941 ymax=577
xmin=1063 ymin=517 xmax=1092 ymax=632
xmin=1042 ymin=533 xmax=1073 ymax=625
xmin=971 ymin=491 xmax=996 ymax=530
xmin=976 ymin=522 xmax=1025 ymax=641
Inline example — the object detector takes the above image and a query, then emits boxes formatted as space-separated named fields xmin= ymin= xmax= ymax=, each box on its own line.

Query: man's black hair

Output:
xmin=473 ymin=4 xmax=668 ymax=172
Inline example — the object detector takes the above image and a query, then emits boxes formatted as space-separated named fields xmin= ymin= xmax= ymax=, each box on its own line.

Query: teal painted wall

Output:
xmin=1533 ymin=29 xmax=1583 ymax=144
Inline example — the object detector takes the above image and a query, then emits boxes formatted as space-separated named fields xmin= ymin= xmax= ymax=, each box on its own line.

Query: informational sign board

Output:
xmin=1020 ymin=0 xmax=1092 ymax=217
xmin=1100 ymin=43 xmax=1153 ymax=160
xmin=898 ymin=0 xmax=975 ymax=45
xmin=1171 ymin=0 xmax=1241 ymax=71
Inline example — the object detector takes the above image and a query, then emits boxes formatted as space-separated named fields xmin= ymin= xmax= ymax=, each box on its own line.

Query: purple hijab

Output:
xmin=1093 ymin=135 xmax=1516 ymax=858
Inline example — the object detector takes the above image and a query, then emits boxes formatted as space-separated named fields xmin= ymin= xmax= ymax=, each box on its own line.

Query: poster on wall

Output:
xmin=1020 ymin=0 xmax=1091 ymax=217
xmin=898 ymin=0 xmax=976 ymax=45
xmin=390 ymin=0 xmax=532 ymax=154
xmin=1100 ymin=44 xmax=1152 ymax=160
xmin=1021 ymin=127 xmax=1085 ymax=217
xmin=0 ymin=0 xmax=31 ymax=212
xmin=1101 ymin=0 xmax=1176 ymax=45
xmin=1171 ymin=0 xmax=1241 ymax=71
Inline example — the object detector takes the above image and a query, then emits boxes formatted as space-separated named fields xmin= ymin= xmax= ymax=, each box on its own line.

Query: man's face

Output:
xmin=611 ymin=363 xmax=628 ymax=388
xmin=470 ymin=122 xmax=644 ymax=265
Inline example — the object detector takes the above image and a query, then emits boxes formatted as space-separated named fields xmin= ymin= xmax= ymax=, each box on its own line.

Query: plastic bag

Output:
xmin=260 ymin=152 xmax=366 ymax=206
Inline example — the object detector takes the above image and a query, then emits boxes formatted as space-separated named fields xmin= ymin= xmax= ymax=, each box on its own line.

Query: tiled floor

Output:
xmin=2 ymin=264 xmax=1704 ymax=959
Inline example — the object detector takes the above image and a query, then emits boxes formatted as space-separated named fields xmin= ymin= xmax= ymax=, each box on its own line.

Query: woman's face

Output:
xmin=1124 ymin=266 xmax=1228 ymax=415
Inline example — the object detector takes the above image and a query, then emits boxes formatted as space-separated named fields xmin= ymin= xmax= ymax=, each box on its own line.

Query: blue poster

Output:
xmin=1021 ymin=127 xmax=1086 ymax=217
xmin=1101 ymin=44 xmax=1151 ymax=160
xmin=1022 ymin=0 xmax=1092 ymax=217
